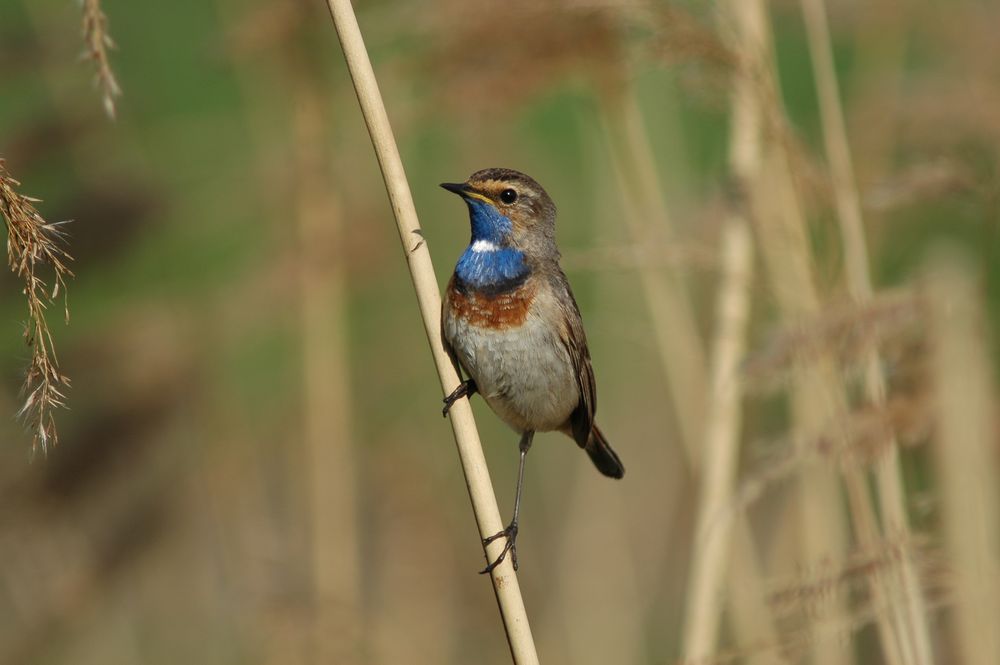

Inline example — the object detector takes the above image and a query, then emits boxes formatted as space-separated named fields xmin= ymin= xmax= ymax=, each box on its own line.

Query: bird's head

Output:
xmin=440 ymin=168 xmax=557 ymax=258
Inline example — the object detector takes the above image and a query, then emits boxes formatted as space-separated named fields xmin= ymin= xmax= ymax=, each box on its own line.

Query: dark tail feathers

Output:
xmin=586 ymin=425 xmax=625 ymax=479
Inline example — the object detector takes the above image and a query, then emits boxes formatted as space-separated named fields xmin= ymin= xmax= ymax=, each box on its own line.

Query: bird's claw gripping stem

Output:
xmin=479 ymin=522 xmax=519 ymax=574
xmin=442 ymin=379 xmax=477 ymax=417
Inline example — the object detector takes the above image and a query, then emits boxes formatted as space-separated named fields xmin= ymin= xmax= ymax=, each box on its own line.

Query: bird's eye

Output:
xmin=499 ymin=188 xmax=518 ymax=204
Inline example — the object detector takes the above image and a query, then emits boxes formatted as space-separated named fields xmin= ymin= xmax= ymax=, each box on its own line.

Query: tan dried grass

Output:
xmin=1 ymin=159 xmax=73 ymax=453
xmin=81 ymin=0 xmax=121 ymax=119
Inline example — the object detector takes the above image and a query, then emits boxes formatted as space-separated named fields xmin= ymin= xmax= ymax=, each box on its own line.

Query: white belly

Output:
xmin=443 ymin=306 xmax=579 ymax=433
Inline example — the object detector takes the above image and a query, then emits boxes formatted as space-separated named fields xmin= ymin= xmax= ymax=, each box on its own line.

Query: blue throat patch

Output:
xmin=454 ymin=198 xmax=529 ymax=292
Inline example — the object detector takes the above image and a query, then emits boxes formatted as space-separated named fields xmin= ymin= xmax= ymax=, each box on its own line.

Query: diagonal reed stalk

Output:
xmin=925 ymin=251 xmax=1000 ymax=665
xmin=799 ymin=0 xmax=934 ymax=662
xmin=322 ymin=2 xmax=538 ymax=663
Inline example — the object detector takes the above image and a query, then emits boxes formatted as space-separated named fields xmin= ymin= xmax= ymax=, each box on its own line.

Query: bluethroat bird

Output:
xmin=440 ymin=168 xmax=625 ymax=574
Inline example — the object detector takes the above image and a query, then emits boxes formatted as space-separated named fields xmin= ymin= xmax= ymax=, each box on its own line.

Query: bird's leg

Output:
xmin=480 ymin=430 xmax=533 ymax=574
xmin=442 ymin=379 xmax=477 ymax=417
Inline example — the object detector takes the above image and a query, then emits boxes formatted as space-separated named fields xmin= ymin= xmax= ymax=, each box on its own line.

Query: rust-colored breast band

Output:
xmin=448 ymin=280 xmax=536 ymax=330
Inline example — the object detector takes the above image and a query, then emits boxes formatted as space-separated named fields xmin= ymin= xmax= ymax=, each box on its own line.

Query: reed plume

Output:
xmin=1 ymin=159 xmax=72 ymax=453
xmin=81 ymin=0 xmax=121 ymax=119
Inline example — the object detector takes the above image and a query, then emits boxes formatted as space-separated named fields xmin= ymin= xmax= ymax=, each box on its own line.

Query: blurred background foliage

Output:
xmin=1 ymin=0 xmax=998 ymax=663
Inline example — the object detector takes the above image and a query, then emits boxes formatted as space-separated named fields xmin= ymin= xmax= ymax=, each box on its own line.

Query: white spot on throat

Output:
xmin=470 ymin=239 xmax=500 ymax=253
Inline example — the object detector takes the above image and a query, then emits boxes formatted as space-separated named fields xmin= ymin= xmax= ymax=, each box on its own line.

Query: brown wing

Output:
xmin=555 ymin=272 xmax=597 ymax=449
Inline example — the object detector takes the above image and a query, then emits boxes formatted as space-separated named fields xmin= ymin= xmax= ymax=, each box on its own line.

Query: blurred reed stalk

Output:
xmin=799 ymin=0 xmax=933 ymax=661
xmin=596 ymin=86 xmax=708 ymax=461
xmin=212 ymin=2 xmax=368 ymax=656
xmin=722 ymin=1 xmax=910 ymax=662
xmin=925 ymin=251 xmax=1000 ymax=665
xmin=846 ymin=0 xmax=907 ymax=189
xmin=680 ymin=3 xmax=791 ymax=660
xmin=596 ymin=33 xmax=786 ymax=662
xmin=713 ymin=7 xmax=791 ymax=664
xmin=680 ymin=218 xmax=753 ymax=661
xmin=0 ymin=159 xmax=72 ymax=453
xmin=288 ymin=41 xmax=364 ymax=665
xmin=679 ymin=9 xmax=760 ymax=659
xmin=80 ymin=0 xmax=121 ymax=119
xmin=536 ymin=124 xmax=645 ymax=665
xmin=322 ymin=1 xmax=539 ymax=662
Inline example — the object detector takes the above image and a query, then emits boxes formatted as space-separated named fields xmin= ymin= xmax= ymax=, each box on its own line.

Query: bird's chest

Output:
xmin=442 ymin=278 xmax=578 ymax=432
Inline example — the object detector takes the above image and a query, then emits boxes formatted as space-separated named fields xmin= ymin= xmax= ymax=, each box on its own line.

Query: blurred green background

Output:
xmin=1 ymin=1 xmax=998 ymax=664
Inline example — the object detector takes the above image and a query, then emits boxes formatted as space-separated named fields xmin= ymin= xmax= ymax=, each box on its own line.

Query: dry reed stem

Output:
xmin=799 ymin=1 xmax=934 ymax=661
xmin=322 ymin=2 xmax=538 ymax=662
xmin=754 ymin=152 xmax=865 ymax=665
xmin=719 ymin=1 xmax=911 ymax=662
xmin=290 ymin=53 xmax=364 ymax=664
xmin=597 ymin=69 xmax=785 ymax=665
xmin=211 ymin=1 xmax=365 ymax=658
xmin=713 ymin=5 xmax=793 ymax=661
xmin=596 ymin=105 xmax=776 ymax=656
xmin=925 ymin=251 xmax=1000 ymax=665
xmin=669 ymin=4 xmax=790 ymax=661
xmin=680 ymin=218 xmax=753 ymax=662
xmin=590 ymin=7 xmax=783 ymax=658
xmin=80 ymin=0 xmax=121 ymax=119
xmin=597 ymin=88 xmax=708 ymax=461
xmin=0 ymin=159 xmax=72 ymax=453
xmin=680 ymin=8 xmax=762 ymax=654
xmin=722 ymin=7 xmax=853 ymax=665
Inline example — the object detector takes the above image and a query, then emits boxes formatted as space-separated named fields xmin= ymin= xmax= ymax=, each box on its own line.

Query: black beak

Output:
xmin=440 ymin=182 xmax=469 ymax=196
